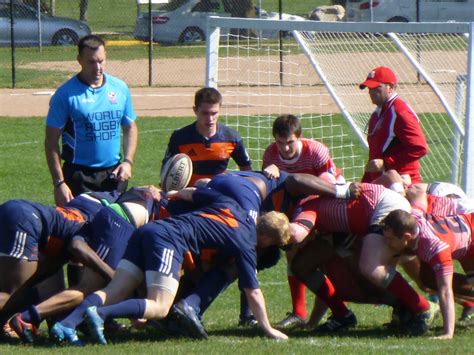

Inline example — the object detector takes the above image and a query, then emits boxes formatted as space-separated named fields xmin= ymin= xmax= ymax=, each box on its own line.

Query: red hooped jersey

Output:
xmin=362 ymin=94 xmax=428 ymax=184
xmin=411 ymin=208 xmax=474 ymax=278
xmin=292 ymin=183 xmax=386 ymax=235
xmin=262 ymin=138 xmax=342 ymax=180
xmin=426 ymin=195 xmax=459 ymax=216
xmin=162 ymin=122 xmax=251 ymax=186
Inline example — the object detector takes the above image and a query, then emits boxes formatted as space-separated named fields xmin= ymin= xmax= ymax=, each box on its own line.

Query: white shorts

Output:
xmin=371 ymin=188 xmax=411 ymax=226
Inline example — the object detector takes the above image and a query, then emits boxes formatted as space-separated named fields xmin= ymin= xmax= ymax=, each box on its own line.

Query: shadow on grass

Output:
xmin=7 ymin=322 xmax=469 ymax=347
xmin=210 ymin=324 xmax=451 ymax=340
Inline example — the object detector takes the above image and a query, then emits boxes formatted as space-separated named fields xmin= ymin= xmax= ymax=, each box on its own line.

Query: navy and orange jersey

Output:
xmin=207 ymin=170 xmax=294 ymax=218
xmin=162 ymin=122 xmax=252 ymax=186
xmin=156 ymin=199 xmax=197 ymax=220
xmin=144 ymin=188 xmax=259 ymax=289
xmin=0 ymin=199 xmax=84 ymax=260
xmin=64 ymin=190 xmax=121 ymax=222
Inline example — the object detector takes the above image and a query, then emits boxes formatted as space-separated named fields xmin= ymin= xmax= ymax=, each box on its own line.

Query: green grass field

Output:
xmin=0 ymin=116 xmax=472 ymax=353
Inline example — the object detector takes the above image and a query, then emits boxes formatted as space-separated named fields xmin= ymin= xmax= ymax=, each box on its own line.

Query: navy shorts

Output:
xmin=84 ymin=207 xmax=136 ymax=269
xmin=123 ymin=222 xmax=182 ymax=281
xmin=63 ymin=162 xmax=128 ymax=196
xmin=0 ymin=200 xmax=42 ymax=261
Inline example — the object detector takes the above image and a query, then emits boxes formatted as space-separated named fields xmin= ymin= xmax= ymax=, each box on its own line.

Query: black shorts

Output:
xmin=63 ymin=162 xmax=128 ymax=196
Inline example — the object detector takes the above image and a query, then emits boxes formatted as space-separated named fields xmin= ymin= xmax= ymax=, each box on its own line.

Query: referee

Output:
xmin=45 ymin=34 xmax=137 ymax=207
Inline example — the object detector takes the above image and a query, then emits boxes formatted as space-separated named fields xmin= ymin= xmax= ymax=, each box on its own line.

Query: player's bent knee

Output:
xmin=359 ymin=260 xmax=386 ymax=285
xmin=117 ymin=259 xmax=145 ymax=284
xmin=143 ymin=299 xmax=171 ymax=320
xmin=145 ymin=271 xmax=179 ymax=296
xmin=290 ymin=257 xmax=309 ymax=280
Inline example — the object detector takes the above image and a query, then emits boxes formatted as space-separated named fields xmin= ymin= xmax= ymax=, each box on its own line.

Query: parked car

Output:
xmin=345 ymin=0 xmax=474 ymax=23
xmin=134 ymin=0 xmax=231 ymax=44
xmin=134 ymin=0 xmax=305 ymax=44
xmin=0 ymin=0 xmax=91 ymax=46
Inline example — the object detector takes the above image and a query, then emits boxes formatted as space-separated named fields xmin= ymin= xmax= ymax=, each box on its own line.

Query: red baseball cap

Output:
xmin=359 ymin=66 xmax=397 ymax=89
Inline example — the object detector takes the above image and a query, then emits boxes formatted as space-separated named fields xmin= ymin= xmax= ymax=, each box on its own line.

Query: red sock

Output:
xmin=288 ymin=275 xmax=306 ymax=319
xmin=462 ymin=300 xmax=474 ymax=308
xmin=386 ymin=272 xmax=430 ymax=314
xmin=315 ymin=276 xmax=349 ymax=318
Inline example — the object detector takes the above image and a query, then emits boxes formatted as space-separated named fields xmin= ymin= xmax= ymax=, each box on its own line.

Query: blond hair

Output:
xmin=256 ymin=211 xmax=291 ymax=246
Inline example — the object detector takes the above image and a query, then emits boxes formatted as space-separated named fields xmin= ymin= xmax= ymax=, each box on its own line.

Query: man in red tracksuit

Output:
xmin=360 ymin=66 xmax=428 ymax=185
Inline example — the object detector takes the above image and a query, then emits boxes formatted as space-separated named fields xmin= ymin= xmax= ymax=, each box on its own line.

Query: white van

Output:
xmin=345 ymin=0 xmax=474 ymax=22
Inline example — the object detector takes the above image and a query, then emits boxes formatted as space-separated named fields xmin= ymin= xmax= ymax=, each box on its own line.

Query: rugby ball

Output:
xmin=160 ymin=153 xmax=193 ymax=192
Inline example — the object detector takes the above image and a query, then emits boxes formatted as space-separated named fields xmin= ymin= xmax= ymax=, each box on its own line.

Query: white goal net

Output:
xmin=205 ymin=18 xmax=474 ymax=193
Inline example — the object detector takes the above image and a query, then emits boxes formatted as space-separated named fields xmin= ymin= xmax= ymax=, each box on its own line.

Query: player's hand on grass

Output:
xmin=365 ymin=159 xmax=384 ymax=173
xmin=263 ymin=164 xmax=280 ymax=179
xmin=54 ymin=183 xmax=73 ymax=207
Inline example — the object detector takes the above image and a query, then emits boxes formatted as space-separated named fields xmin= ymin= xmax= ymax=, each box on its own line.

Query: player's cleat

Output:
xmin=8 ymin=313 xmax=38 ymax=344
xmin=459 ymin=304 xmax=474 ymax=324
xmin=1 ymin=323 xmax=20 ymax=340
xmin=104 ymin=318 xmax=128 ymax=334
xmin=149 ymin=317 xmax=188 ymax=337
xmin=385 ymin=306 xmax=412 ymax=328
xmin=238 ymin=315 xmax=258 ymax=327
xmin=405 ymin=301 xmax=439 ymax=336
xmin=316 ymin=311 xmax=357 ymax=333
xmin=171 ymin=300 xmax=208 ymax=340
xmin=50 ymin=322 xmax=83 ymax=346
xmin=428 ymin=294 xmax=439 ymax=304
xmin=275 ymin=312 xmax=306 ymax=329
xmin=84 ymin=306 xmax=107 ymax=345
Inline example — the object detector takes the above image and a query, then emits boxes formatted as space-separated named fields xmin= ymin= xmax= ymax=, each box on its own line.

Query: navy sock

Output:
xmin=185 ymin=267 xmax=229 ymax=315
xmin=61 ymin=293 xmax=103 ymax=329
xmin=97 ymin=299 xmax=146 ymax=320
xmin=21 ymin=305 xmax=42 ymax=327
xmin=240 ymin=290 xmax=252 ymax=319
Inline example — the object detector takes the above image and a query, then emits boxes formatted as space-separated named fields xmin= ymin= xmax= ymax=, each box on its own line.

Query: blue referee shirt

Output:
xmin=46 ymin=73 xmax=136 ymax=168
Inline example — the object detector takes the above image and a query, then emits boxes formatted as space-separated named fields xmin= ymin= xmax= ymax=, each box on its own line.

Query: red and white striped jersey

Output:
xmin=262 ymin=138 xmax=341 ymax=179
xmin=426 ymin=194 xmax=474 ymax=216
xmin=292 ymin=183 xmax=387 ymax=235
xmin=411 ymin=208 xmax=474 ymax=278
xmin=426 ymin=195 xmax=459 ymax=216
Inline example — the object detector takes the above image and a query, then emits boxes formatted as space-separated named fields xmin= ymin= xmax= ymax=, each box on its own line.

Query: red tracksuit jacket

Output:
xmin=362 ymin=94 xmax=428 ymax=184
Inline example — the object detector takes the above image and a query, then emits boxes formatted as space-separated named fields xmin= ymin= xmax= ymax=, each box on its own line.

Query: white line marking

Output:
xmin=0 ymin=141 xmax=39 ymax=148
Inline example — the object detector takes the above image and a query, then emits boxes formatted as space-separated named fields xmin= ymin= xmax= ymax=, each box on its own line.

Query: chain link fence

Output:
xmin=2 ymin=0 xmax=333 ymax=88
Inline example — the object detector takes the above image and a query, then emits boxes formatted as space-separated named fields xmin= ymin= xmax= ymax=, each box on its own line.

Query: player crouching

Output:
xmin=50 ymin=187 xmax=291 ymax=345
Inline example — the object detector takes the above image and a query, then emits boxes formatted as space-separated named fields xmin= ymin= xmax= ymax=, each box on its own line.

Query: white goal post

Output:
xmin=205 ymin=17 xmax=474 ymax=196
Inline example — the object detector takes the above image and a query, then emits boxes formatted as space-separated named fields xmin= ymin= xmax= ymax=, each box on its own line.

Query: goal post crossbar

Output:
xmin=206 ymin=16 xmax=474 ymax=195
xmin=207 ymin=16 xmax=471 ymax=34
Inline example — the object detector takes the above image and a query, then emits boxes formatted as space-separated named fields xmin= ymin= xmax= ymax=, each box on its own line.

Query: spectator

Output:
xmin=359 ymin=66 xmax=428 ymax=185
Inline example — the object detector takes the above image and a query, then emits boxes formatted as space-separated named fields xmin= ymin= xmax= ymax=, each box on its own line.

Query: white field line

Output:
xmin=0 ymin=127 xmax=179 ymax=149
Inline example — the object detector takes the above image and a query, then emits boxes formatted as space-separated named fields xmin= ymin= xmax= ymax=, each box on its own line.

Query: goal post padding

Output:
xmin=206 ymin=17 xmax=474 ymax=194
